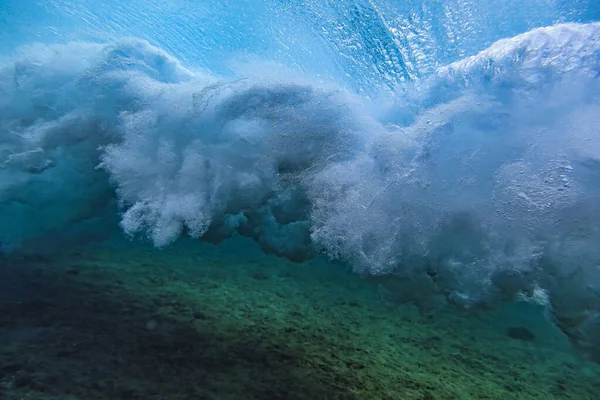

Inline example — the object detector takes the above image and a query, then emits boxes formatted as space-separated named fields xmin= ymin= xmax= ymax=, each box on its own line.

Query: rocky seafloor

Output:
xmin=1 ymin=236 xmax=598 ymax=400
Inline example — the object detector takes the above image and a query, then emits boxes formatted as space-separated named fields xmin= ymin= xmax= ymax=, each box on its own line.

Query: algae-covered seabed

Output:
xmin=0 ymin=236 xmax=598 ymax=400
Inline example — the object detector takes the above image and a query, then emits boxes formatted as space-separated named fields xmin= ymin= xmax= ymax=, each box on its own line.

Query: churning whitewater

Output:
xmin=1 ymin=20 xmax=599 ymax=362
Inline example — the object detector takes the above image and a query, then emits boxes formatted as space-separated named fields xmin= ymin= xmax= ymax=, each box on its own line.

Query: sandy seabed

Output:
xmin=0 ymin=236 xmax=598 ymax=400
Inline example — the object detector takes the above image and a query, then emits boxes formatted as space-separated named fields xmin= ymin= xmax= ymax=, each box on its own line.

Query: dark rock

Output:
xmin=507 ymin=327 xmax=535 ymax=342
xmin=13 ymin=371 xmax=32 ymax=388
xmin=193 ymin=311 xmax=207 ymax=320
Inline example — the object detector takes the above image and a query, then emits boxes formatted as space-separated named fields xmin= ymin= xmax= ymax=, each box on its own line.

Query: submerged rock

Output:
xmin=507 ymin=327 xmax=536 ymax=342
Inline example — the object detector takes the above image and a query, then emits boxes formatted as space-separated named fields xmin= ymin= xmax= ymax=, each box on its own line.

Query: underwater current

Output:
xmin=1 ymin=0 xmax=600 ymax=394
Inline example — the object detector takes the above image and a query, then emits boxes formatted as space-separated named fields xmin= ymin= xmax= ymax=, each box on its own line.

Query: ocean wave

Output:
xmin=1 ymin=23 xmax=599 ymax=361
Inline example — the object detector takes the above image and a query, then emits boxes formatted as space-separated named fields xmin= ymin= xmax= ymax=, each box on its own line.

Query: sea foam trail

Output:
xmin=0 ymin=23 xmax=599 ymax=361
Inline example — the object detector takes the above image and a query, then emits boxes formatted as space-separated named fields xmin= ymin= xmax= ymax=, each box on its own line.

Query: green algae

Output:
xmin=0 ymin=237 xmax=598 ymax=399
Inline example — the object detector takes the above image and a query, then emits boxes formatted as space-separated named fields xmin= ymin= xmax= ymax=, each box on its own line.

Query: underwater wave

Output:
xmin=1 ymin=21 xmax=599 ymax=362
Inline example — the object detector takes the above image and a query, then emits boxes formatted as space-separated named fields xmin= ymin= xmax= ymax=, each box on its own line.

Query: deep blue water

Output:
xmin=1 ymin=0 xmax=600 ymax=366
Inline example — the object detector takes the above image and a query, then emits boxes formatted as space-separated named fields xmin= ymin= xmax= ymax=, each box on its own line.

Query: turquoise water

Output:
xmin=1 ymin=1 xmax=600 ymax=398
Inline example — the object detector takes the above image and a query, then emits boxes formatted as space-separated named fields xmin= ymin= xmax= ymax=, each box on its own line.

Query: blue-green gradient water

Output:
xmin=1 ymin=0 xmax=600 ymax=389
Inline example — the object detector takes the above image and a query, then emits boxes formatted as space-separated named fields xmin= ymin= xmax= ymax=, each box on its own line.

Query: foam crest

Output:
xmin=101 ymin=78 xmax=371 ymax=253
xmin=305 ymin=24 xmax=600 ymax=360
xmin=0 ymin=39 xmax=194 ymax=250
